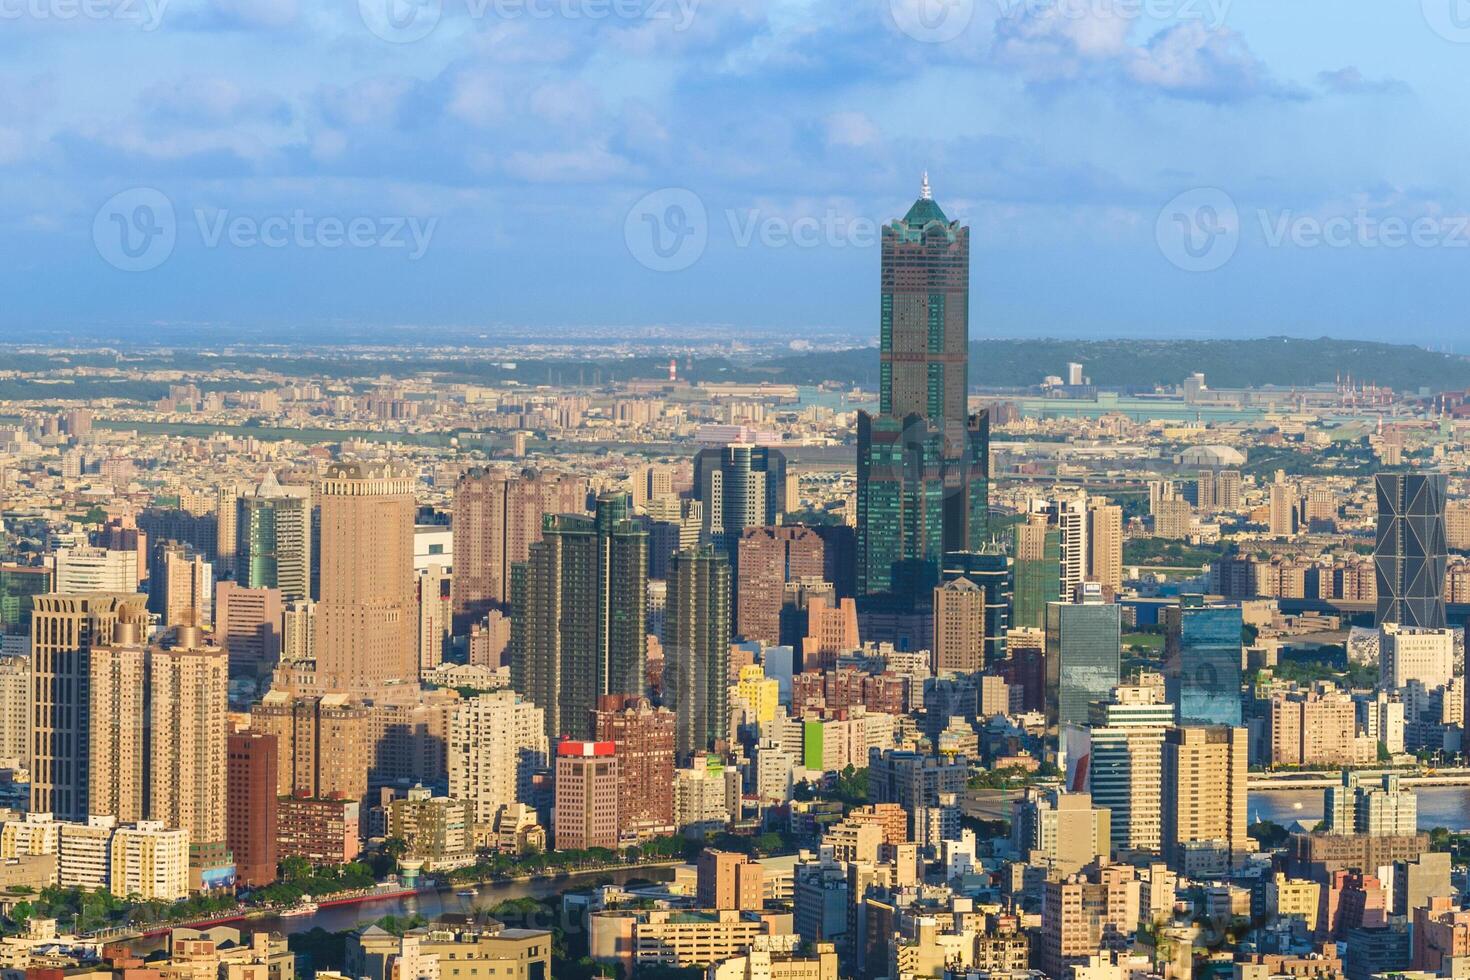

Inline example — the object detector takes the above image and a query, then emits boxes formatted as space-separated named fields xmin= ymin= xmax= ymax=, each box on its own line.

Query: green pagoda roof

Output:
xmin=902 ymin=172 xmax=949 ymax=226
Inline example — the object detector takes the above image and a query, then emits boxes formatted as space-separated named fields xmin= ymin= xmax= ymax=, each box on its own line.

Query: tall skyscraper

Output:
xmin=665 ymin=545 xmax=732 ymax=762
xmin=1044 ymin=592 xmax=1120 ymax=730
xmin=314 ymin=462 xmax=418 ymax=694
xmin=81 ymin=623 xmax=229 ymax=881
xmin=511 ymin=493 xmax=647 ymax=741
xmin=553 ymin=740 xmax=619 ymax=851
xmin=693 ymin=444 xmax=788 ymax=563
xmin=1164 ymin=602 xmax=1244 ymax=727
xmin=451 ymin=467 xmax=587 ymax=632
xmin=214 ymin=581 xmax=283 ymax=676
xmin=227 ymin=731 xmax=279 ymax=887
xmin=856 ymin=176 xmax=989 ymax=597
xmin=416 ymin=564 xmax=451 ymax=673
xmin=1041 ymin=496 xmax=1089 ymax=600
xmin=1012 ymin=515 xmax=1061 ymax=631
xmin=736 ymin=525 xmax=825 ymax=643
xmin=1086 ymin=499 xmax=1123 ymax=592
xmin=31 ymin=592 xmax=148 ymax=820
xmin=158 ymin=546 xmax=213 ymax=628
xmin=1375 ymin=472 xmax=1448 ymax=629
xmin=237 ymin=471 xmax=312 ymax=602
xmin=1084 ymin=684 xmax=1175 ymax=854
xmin=146 ymin=626 xmax=230 ymax=877
xmin=1161 ymin=726 xmax=1248 ymax=876
xmin=933 ymin=577 xmax=985 ymax=673
xmin=943 ymin=547 xmax=1011 ymax=663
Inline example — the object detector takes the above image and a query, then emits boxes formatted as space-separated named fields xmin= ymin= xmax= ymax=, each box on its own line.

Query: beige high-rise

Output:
xmin=450 ymin=467 xmax=587 ymax=631
xmin=147 ymin=626 xmax=229 ymax=853
xmin=314 ymin=462 xmax=418 ymax=693
xmin=0 ymin=655 xmax=30 ymax=766
xmin=933 ymin=578 xmax=985 ymax=673
xmin=1086 ymin=500 xmax=1123 ymax=591
xmin=31 ymin=593 xmax=148 ymax=820
xmin=1162 ymin=725 xmax=1248 ymax=876
xmin=251 ymin=690 xmax=370 ymax=800
xmin=89 ymin=630 xmax=148 ymax=824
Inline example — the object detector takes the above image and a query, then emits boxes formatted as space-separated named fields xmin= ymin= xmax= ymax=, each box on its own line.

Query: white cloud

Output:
xmin=824 ymin=110 xmax=879 ymax=148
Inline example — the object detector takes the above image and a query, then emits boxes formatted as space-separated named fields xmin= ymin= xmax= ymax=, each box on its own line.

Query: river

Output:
xmin=128 ymin=865 xmax=678 ymax=953
xmin=1249 ymin=786 xmax=1470 ymax=831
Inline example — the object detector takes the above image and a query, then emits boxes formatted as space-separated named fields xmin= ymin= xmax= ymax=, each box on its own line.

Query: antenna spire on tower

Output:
xmin=921 ymin=171 xmax=932 ymax=201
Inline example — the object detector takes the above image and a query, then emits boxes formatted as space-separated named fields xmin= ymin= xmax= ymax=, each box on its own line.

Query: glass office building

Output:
xmin=1374 ymin=471 xmax=1447 ymax=630
xmin=856 ymin=178 xmax=988 ymax=598
xmin=1045 ymin=600 xmax=1121 ymax=730
xmin=1164 ymin=603 xmax=1244 ymax=727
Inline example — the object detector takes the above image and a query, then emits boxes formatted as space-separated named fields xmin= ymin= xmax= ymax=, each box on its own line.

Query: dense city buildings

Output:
xmin=8 ymin=177 xmax=1470 ymax=980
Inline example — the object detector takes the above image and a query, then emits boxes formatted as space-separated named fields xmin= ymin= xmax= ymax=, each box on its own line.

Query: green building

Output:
xmin=510 ymin=492 xmax=647 ymax=742
xmin=1011 ymin=520 xmax=1062 ymax=630
xmin=236 ymin=471 xmax=312 ymax=601
xmin=0 ymin=564 xmax=51 ymax=635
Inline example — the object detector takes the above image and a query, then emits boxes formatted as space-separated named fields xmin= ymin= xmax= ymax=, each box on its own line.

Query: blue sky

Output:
xmin=2 ymin=0 xmax=1470 ymax=345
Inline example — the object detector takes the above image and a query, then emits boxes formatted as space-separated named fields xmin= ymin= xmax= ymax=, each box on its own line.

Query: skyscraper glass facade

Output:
xmin=857 ymin=182 xmax=988 ymax=597
xmin=1045 ymin=601 xmax=1121 ymax=730
xmin=1374 ymin=471 xmax=1447 ymax=629
xmin=1164 ymin=604 xmax=1244 ymax=727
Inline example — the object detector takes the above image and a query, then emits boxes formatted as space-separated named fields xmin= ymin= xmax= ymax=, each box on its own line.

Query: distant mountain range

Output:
xmin=755 ymin=337 xmax=1470 ymax=393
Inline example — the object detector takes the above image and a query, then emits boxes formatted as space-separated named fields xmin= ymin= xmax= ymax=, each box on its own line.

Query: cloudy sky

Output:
xmin=2 ymin=0 xmax=1468 ymax=345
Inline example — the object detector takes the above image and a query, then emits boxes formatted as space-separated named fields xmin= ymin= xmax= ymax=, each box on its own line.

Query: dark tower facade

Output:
xmin=857 ymin=176 xmax=988 ymax=597
xmin=1374 ymin=472 xmax=1448 ymax=629
xmin=510 ymin=492 xmax=648 ymax=741
xmin=665 ymin=545 xmax=731 ymax=763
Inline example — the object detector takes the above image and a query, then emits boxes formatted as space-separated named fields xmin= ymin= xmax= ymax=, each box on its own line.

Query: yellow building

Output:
xmin=1268 ymin=873 xmax=1321 ymax=922
xmin=110 ymin=821 xmax=190 ymax=901
xmin=735 ymin=665 xmax=780 ymax=725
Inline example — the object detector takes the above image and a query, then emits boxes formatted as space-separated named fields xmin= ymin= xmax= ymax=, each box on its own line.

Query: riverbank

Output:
xmin=95 ymin=860 xmax=686 ymax=945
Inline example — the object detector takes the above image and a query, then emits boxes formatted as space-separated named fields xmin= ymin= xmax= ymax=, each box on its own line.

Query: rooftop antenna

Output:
xmin=921 ymin=171 xmax=932 ymax=201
